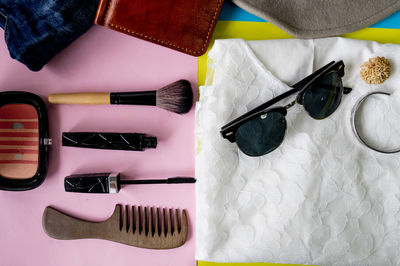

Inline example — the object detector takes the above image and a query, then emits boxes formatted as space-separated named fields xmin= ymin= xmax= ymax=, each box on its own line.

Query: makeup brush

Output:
xmin=48 ymin=80 xmax=193 ymax=114
xmin=64 ymin=173 xmax=196 ymax=194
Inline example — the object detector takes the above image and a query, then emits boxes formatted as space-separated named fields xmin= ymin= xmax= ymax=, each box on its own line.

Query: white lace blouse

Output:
xmin=196 ymin=38 xmax=400 ymax=265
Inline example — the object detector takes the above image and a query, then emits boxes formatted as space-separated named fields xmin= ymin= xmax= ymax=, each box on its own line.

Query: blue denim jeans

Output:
xmin=0 ymin=0 xmax=99 ymax=71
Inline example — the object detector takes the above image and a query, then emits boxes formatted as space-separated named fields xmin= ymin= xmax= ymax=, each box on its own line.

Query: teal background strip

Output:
xmin=372 ymin=11 xmax=400 ymax=28
xmin=219 ymin=2 xmax=266 ymax=22
xmin=219 ymin=1 xmax=400 ymax=29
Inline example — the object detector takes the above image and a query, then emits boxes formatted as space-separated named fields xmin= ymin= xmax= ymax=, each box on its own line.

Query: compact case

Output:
xmin=0 ymin=91 xmax=51 ymax=191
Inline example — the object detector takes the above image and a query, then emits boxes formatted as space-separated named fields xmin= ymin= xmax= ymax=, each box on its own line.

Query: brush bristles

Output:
xmin=156 ymin=80 xmax=193 ymax=114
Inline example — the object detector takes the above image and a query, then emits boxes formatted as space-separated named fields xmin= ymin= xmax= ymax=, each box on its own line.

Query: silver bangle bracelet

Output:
xmin=351 ymin=91 xmax=400 ymax=154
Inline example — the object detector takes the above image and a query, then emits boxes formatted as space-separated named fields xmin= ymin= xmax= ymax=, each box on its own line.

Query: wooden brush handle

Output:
xmin=42 ymin=206 xmax=115 ymax=240
xmin=48 ymin=93 xmax=110 ymax=105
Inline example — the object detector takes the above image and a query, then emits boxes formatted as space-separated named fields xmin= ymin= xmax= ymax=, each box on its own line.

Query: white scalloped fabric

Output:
xmin=195 ymin=38 xmax=400 ymax=265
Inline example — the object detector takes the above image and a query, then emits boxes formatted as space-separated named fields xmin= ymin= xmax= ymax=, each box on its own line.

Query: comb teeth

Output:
xmin=119 ymin=205 xmax=185 ymax=237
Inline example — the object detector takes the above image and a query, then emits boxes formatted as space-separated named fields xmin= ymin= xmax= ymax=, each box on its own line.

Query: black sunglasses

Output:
xmin=220 ymin=60 xmax=352 ymax=157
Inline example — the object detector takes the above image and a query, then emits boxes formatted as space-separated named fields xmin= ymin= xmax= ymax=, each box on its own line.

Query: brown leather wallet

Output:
xmin=94 ymin=0 xmax=224 ymax=56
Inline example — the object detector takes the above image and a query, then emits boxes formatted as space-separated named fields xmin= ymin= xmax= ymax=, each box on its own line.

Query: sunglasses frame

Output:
xmin=221 ymin=60 xmax=352 ymax=143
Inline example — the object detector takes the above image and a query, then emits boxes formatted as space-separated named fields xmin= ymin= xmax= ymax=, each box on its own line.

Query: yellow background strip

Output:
xmin=198 ymin=262 xmax=305 ymax=266
xmin=198 ymin=21 xmax=400 ymax=86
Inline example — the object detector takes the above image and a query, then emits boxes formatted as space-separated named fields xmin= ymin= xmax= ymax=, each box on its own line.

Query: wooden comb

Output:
xmin=42 ymin=204 xmax=188 ymax=249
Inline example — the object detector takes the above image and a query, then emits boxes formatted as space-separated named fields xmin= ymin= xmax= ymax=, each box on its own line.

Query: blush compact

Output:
xmin=0 ymin=91 xmax=51 ymax=191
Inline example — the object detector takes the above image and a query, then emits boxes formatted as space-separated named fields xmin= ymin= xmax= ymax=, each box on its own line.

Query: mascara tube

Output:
xmin=62 ymin=132 xmax=157 ymax=151
xmin=64 ymin=173 xmax=196 ymax=194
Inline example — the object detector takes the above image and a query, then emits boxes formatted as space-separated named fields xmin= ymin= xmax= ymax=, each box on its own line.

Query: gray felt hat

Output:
xmin=232 ymin=0 xmax=400 ymax=38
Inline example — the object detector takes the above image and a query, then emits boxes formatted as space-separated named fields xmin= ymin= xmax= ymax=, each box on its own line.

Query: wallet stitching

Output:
xmin=107 ymin=0 xmax=223 ymax=55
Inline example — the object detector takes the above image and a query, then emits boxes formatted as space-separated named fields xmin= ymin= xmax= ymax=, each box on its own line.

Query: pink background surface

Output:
xmin=0 ymin=26 xmax=197 ymax=266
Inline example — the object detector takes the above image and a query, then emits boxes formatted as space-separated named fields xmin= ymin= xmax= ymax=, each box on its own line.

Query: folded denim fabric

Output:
xmin=0 ymin=0 xmax=99 ymax=71
xmin=232 ymin=0 xmax=400 ymax=38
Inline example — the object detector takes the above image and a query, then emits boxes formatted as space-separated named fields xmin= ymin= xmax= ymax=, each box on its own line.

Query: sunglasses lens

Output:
xmin=303 ymin=71 xmax=343 ymax=119
xmin=235 ymin=111 xmax=286 ymax=156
